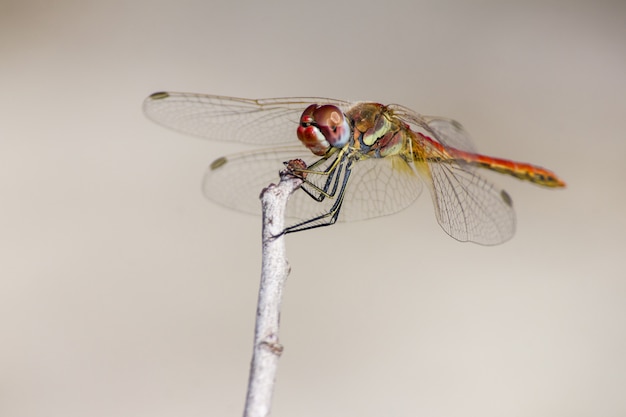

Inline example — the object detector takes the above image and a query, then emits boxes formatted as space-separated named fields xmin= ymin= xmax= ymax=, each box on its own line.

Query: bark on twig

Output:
xmin=243 ymin=165 xmax=304 ymax=417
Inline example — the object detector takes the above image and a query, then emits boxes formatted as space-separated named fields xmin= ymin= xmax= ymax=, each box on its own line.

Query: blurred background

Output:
xmin=1 ymin=0 xmax=625 ymax=416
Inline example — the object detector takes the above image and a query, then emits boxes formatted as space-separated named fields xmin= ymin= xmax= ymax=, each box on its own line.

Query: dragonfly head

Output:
xmin=297 ymin=104 xmax=351 ymax=156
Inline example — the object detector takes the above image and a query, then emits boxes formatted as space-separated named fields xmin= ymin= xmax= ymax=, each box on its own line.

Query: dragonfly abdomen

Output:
xmin=456 ymin=151 xmax=565 ymax=188
xmin=416 ymin=132 xmax=565 ymax=188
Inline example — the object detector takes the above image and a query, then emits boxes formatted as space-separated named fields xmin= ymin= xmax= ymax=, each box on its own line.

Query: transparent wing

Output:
xmin=143 ymin=91 xmax=352 ymax=145
xmin=415 ymin=158 xmax=516 ymax=245
xmin=389 ymin=104 xmax=478 ymax=153
xmin=202 ymin=146 xmax=313 ymax=216
xmin=389 ymin=105 xmax=514 ymax=243
xmin=203 ymin=147 xmax=423 ymax=224
xmin=206 ymin=143 xmax=513 ymax=243
xmin=337 ymin=156 xmax=423 ymax=222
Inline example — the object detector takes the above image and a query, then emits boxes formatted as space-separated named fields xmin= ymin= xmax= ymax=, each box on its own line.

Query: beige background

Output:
xmin=2 ymin=0 xmax=625 ymax=416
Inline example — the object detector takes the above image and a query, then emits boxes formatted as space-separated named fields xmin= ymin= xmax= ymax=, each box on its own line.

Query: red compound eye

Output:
xmin=311 ymin=105 xmax=350 ymax=147
xmin=297 ymin=104 xmax=350 ymax=155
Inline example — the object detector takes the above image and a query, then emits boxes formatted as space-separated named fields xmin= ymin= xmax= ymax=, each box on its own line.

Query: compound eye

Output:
xmin=297 ymin=104 xmax=350 ymax=153
xmin=312 ymin=105 xmax=344 ymax=132
xmin=311 ymin=105 xmax=350 ymax=148
xmin=299 ymin=104 xmax=317 ymax=127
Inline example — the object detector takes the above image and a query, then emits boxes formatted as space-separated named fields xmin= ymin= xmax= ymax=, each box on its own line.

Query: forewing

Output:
xmin=143 ymin=91 xmax=351 ymax=145
xmin=202 ymin=146 xmax=314 ymax=216
xmin=204 ymin=148 xmax=423 ymax=225
xmin=335 ymin=156 xmax=423 ymax=222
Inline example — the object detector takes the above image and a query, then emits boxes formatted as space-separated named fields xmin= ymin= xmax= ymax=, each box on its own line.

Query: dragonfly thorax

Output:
xmin=297 ymin=104 xmax=351 ymax=156
xmin=347 ymin=102 xmax=407 ymax=158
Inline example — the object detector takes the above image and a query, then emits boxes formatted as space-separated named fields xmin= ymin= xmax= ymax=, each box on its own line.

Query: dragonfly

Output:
xmin=143 ymin=91 xmax=565 ymax=245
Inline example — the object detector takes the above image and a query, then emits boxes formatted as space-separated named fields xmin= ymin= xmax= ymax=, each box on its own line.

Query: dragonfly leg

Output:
xmin=279 ymin=160 xmax=353 ymax=235
xmin=299 ymin=162 xmax=344 ymax=202
xmin=294 ymin=148 xmax=348 ymax=202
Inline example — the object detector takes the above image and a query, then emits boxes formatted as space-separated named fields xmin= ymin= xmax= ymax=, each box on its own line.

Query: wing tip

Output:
xmin=148 ymin=91 xmax=170 ymax=100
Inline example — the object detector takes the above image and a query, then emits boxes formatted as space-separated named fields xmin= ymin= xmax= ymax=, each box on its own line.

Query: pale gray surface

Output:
xmin=1 ymin=1 xmax=625 ymax=416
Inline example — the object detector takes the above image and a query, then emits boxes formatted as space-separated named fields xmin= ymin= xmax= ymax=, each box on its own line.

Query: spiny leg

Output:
xmin=280 ymin=159 xmax=354 ymax=235
xmin=299 ymin=162 xmax=344 ymax=202
xmin=290 ymin=149 xmax=347 ymax=202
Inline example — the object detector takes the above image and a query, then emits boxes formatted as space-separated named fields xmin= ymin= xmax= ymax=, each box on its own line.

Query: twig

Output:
xmin=243 ymin=164 xmax=304 ymax=417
